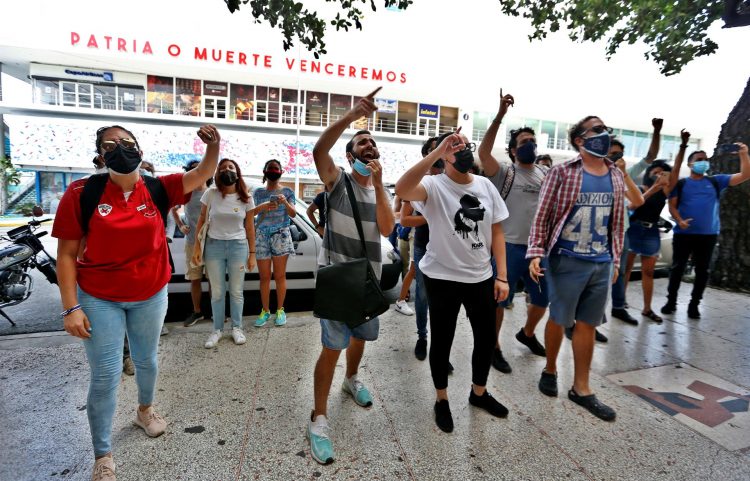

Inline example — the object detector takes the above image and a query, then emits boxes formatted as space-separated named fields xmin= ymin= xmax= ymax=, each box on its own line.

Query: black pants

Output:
xmin=666 ymin=234 xmax=717 ymax=305
xmin=423 ymin=274 xmax=496 ymax=390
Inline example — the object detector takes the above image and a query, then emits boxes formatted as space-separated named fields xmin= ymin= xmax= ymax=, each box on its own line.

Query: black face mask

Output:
xmin=264 ymin=171 xmax=282 ymax=182
xmin=452 ymin=149 xmax=475 ymax=174
xmin=219 ymin=170 xmax=238 ymax=186
xmin=103 ymin=144 xmax=142 ymax=175
xmin=432 ymin=159 xmax=445 ymax=169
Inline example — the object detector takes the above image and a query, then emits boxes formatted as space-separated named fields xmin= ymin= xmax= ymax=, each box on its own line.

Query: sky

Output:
xmin=1 ymin=0 xmax=749 ymax=148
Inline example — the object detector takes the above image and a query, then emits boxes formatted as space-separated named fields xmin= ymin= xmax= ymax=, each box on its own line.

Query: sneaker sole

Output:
xmin=132 ymin=419 xmax=165 ymax=438
xmin=341 ymin=384 xmax=373 ymax=408
xmin=254 ymin=321 xmax=268 ymax=328
xmin=306 ymin=429 xmax=335 ymax=465
xmin=395 ymin=309 xmax=414 ymax=316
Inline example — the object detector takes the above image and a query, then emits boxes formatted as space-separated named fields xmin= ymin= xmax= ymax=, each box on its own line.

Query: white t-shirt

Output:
xmin=412 ymin=174 xmax=508 ymax=283
xmin=200 ymin=187 xmax=255 ymax=241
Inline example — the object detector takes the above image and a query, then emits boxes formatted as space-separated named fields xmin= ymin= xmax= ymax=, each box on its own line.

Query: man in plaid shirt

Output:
xmin=527 ymin=115 xmax=625 ymax=421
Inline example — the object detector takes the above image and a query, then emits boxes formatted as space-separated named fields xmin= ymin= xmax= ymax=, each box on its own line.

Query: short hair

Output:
xmin=536 ymin=154 xmax=552 ymax=165
xmin=421 ymin=136 xmax=438 ymax=157
xmin=346 ymin=130 xmax=372 ymax=155
xmin=506 ymin=127 xmax=536 ymax=161
xmin=95 ymin=125 xmax=140 ymax=154
xmin=261 ymin=159 xmax=283 ymax=182
xmin=688 ymin=150 xmax=706 ymax=162
xmin=568 ymin=115 xmax=600 ymax=152
xmin=183 ymin=160 xmax=200 ymax=171
xmin=92 ymin=156 xmax=104 ymax=168
xmin=610 ymin=139 xmax=625 ymax=151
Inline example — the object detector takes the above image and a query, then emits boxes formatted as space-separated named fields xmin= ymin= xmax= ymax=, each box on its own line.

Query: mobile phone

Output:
xmin=718 ymin=143 xmax=740 ymax=154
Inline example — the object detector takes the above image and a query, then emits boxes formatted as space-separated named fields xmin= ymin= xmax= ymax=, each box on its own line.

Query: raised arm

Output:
xmin=669 ymin=129 xmax=690 ymax=191
xmin=617 ymin=159 xmax=645 ymax=208
xmin=645 ymin=118 xmax=663 ymax=163
xmin=478 ymin=91 xmax=514 ymax=177
xmin=728 ymin=142 xmax=750 ymax=186
xmin=184 ymin=125 xmax=220 ymax=194
xmin=313 ymin=87 xmax=381 ymax=189
xmin=396 ymin=130 xmax=465 ymax=202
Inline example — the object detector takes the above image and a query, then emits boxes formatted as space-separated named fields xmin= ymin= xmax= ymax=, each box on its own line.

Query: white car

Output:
xmin=167 ymin=185 xmax=403 ymax=299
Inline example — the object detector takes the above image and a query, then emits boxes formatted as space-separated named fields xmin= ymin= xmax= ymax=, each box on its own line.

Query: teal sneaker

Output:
xmin=307 ymin=413 xmax=335 ymax=465
xmin=254 ymin=309 xmax=270 ymax=327
xmin=342 ymin=376 xmax=373 ymax=408
xmin=274 ymin=308 xmax=287 ymax=326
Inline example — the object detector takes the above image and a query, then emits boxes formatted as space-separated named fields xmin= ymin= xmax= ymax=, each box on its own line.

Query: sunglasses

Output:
xmin=580 ymin=125 xmax=614 ymax=136
xmin=463 ymin=142 xmax=477 ymax=152
xmin=101 ymin=138 xmax=137 ymax=152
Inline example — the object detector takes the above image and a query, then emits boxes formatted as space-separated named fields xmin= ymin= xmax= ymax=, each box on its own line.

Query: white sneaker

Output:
xmin=204 ymin=330 xmax=222 ymax=349
xmin=231 ymin=327 xmax=246 ymax=345
xmin=395 ymin=300 xmax=414 ymax=316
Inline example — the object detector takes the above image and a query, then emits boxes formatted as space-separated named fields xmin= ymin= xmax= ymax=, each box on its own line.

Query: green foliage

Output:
xmin=496 ymin=1 xmax=724 ymax=76
xmin=1 ymin=156 xmax=20 ymax=187
xmin=13 ymin=202 xmax=36 ymax=216
xmin=224 ymin=0 xmax=413 ymax=58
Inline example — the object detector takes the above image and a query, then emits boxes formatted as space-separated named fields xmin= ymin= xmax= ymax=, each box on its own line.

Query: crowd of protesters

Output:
xmin=52 ymin=87 xmax=750 ymax=478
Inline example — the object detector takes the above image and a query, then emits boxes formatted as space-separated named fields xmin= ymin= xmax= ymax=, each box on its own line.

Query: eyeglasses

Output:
xmin=463 ymin=142 xmax=476 ymax=152
xmin=100 ymin=138 xmax=137 ymax=152
xmin=581 ymin=125 xmax=614 ymax=136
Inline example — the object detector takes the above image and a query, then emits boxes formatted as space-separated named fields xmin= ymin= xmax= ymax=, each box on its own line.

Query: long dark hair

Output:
xmin=262 ymin=159 xmax=283 ymax=183
xmin=215 ymin=158 xmax=250 ymax=204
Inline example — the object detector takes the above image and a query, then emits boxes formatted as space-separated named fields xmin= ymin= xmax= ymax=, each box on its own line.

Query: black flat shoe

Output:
xmin=568 ymin=389 xmax=616 ymax=421
xmin=434 ymin=400 xmax=454 ymax=433
xmin=515 ymin=328 xmax=546 ymax=357
xmin=611 ymin=308 xmax=638 ymax=326
xmin=491 ymin=348 xmax=512 ymax=374
xmin=595 ymin=329 xmax=608 ymax=343
xmin=469 ymin=390 xmax=508 ymax=418
xmin=538 ymin=371 xmax=558 ymax=397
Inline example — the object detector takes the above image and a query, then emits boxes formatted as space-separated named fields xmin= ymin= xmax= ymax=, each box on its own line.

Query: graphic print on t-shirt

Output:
xmin=453 ymin=194 xmax=486 ymax=249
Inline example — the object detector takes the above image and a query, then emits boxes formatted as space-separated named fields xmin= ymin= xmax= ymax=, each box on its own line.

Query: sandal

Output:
xmin=642 ymin=310 xmax=663 ymax=323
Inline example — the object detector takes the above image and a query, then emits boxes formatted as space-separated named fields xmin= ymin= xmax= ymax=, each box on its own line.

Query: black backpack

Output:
xmin=79 ymin=173 xmax=174 ymax=272
xmin=673 ymin=176 xmax=722 ymax=206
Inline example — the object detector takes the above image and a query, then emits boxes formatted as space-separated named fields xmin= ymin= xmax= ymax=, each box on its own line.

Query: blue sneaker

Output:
xmin=307 ymin=414 xmax=335 ymax=465
xmin=274 ymin=308 xmax=287 ymax=326
xmin=254 ymin=309 xmax=270 ymax=327
xmin=342 ymin=376 xmax=373 ymax=408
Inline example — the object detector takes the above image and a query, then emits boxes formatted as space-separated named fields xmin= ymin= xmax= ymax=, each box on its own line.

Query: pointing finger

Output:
xmin=365 ymin=86 xmax=382 ymax=99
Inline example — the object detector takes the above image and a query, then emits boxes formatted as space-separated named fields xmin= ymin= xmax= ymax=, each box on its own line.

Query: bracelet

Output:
xmin=249 ymin=251 xmax=256 ymax=254
xmin=61 ymin=304 xmax=82 ymax=318
xmin=491 ymin=117 xmax=502 ymax=124
xmin=495 ymin=278 xmax=508 ymax=283
xmin=679 ymin=144 xmax=688 ymax=149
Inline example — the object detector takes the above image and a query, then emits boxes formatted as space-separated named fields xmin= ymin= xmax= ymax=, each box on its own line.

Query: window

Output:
xmin=439 ymin=106 xmax=458 ymax=135
xmin=118 ymin=86 xmax=145 ymax=112
xmin=146 ymin=75 xmax=174 ymax=114
xmin=305 ymin=91 xmax=328 ymax=126
xmin=330 ymin=94 xmax=351 ymax=124
xmin=398 ymin=102 xmax=417 ymax=135
xmin=33 ymin=80 xmax=59 ymax=106
xmin=472 ymin=111 xmax=492 ymax=142
xmin=93 ymin=85 xmax=116 ymax=110
xmin=231 ymin=84 xmax=254 ymax=120
xmin=541 ymin=120 xmax=556 ymax=149
xmin=175 ymin=78 xmax=201 ymax=116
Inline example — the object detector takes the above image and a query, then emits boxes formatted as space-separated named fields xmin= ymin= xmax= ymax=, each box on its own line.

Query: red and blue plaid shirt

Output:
xmin=526 ymin=155 xmax=626 ymax=268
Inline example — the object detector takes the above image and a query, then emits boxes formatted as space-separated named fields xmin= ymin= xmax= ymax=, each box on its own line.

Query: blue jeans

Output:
xmin=204 ymin=237 xmax=249 ymax=330
xmin=78 ymin=285 xmax=168 ymax=456
xmin=413 ymin=245 xmax=428 ymax=339
xmin=611 ymin=235 xmax=630 ymax=310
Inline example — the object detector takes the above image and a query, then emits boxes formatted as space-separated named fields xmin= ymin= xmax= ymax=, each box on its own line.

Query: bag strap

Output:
xmin=142 ymin=175 xmax=170 ymax=228
xmin=343 ymin=174 xmax=369 ymax=258
xmin=499 ymin=164 xmax=516 ymax=200
xmin=80 ymin=174 xmax=110 ymax=233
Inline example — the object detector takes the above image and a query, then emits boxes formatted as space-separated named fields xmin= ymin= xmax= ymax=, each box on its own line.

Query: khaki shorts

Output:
xmin=184 ymin=242 xmax=204 ymax=281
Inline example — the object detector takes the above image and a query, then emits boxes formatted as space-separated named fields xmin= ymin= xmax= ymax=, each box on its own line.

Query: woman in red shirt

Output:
xmin=52 ymin=124 xmax=221 ymax=481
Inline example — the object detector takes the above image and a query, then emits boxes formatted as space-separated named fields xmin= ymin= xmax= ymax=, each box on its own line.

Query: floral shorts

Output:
xmin=255 ymin=227 xmax=295 ymax=259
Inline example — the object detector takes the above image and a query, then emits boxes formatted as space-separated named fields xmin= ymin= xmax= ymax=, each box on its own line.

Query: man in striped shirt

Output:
xmin=307 ymin=88 xmax=395 ymax=465
xmin=527 ymin=115 xmax=626 ymax=421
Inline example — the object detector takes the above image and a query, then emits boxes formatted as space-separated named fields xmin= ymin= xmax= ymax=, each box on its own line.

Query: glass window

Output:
xmin=175 ymin=78 xmax=201 ymax=116
xmin=397 ymin=102 xmax=417 ymax=135
xmin=93 ymin=85 xmax=116 ymax=110
xmin=541 ymin=120 xmax=556 ymax=149
xmin=634 ymin=131 xmax=649 ymax=158
xmin=439 ymin=106 xmax=458 ymax=135
xmin=203 ymin=81 xmax=228 ymax=97
xmin=330 ymin=94 xmax=351 ymax=124
xmin=305 ymin=91 xmax=328 ymax=126
xmin=256 ymin=86 xmax=268 ymax=101
xmin=33 ymin=80 xmax=59 ymax=106
xmin=231 ymin=84 xmax=254 ymax=120
xmin=375 ymin=111 xmax=396 ymax=133
xmin=350 ymin=96 xmax=372 ymax=130
xmin=147 ymin=75 xmax=174 ymax=114
xmin=118 ymin=86 xmax=145 ymax=112
xmin=555 ymin=122 xmax=570 ymax=150
xmin=268 ymin=88 xmax=280 ymax=122
xmin=472 ymin=111 xmax=491 ymax=142
xmin=620 ymin=130 xmax=636 ymax=156
xmin=61 ymin=82 xmax=76 ymax=107
xmin=78 ymin=84 xmax=92 ymax=108
xmin=282 ymin=88 xmax=298 ymax=103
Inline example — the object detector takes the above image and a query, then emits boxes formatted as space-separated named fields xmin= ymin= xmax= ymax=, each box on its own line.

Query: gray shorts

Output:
xmin=547 ymin=254 xmax=612 ymax=328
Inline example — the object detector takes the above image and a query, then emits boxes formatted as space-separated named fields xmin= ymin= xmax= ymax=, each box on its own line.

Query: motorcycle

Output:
xmin=0 ymin=206 xmax=58 ymax=325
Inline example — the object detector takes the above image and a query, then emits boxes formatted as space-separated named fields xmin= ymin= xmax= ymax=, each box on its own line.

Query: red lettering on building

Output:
xmin=195 ymin=47 xmax=208 ymax=60
xmin=226 ymin=50 xmax=234 ymax=64
xmin=361 ymin=67 xmax=368 ymax=79
xmin=104 ymin=36 xmax=112 ymax=49
xmin=300 ymin=60 xmax=308 ymax=72
xmin=285 ymin=58 xmax=295 ymax=70
xmin=264 ymin=55 xmax=272 ymax=68
xmin=371 ymin=69 xmax=383 ymax=81
xmin=239 ymin=52 xmax=247 ymax=65
xmin=168 ymin=44 xmax=181 ymax=57
xmin=325 ymin=63 xmax=334 ymax=74
xmin=87 ymin=35 xmax=99 ymax=48
xmin=143 ymin=41 xmax=153 ymax=55
xmin=348 ymin=66 xmax=357 ymax=78
xmin=117 ymin=38 xmax=126 ymax=52
xmin=71 ymin=32 xmax=80 ymax=45
xmin=338 ymin=65 xmax=345 ymax=77
xmin=311 ymin=61 xmax=321 ymax=73
xmin=386 ymin=71 xmax=397 ymax=82
xmin=400 ymin=73 xmax=407 ymax=84
xmin=211 ymin=50 xmax=222 ymax=61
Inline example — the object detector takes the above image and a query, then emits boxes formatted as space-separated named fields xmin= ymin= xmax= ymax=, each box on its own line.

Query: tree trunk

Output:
xmin=710 ymin=76 xmax=750 ymax=291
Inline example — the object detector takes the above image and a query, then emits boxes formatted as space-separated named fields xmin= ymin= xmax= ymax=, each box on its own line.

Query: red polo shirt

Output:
xmin=52 ymin=173 xmax=189 ymax=302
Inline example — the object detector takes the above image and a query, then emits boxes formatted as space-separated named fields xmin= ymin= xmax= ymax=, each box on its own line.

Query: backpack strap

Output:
xmin=80 ymin=174 xmax=110 ymax=234
xmin=499 ymin=164 xmax=516 ymax=200
xmin=674 ymin=176 xmax=722 ymax=207
xmin=707 ymin=175 xmax=722 ymax=198
xmin=142 ymin=175 xmax=170 ymax=228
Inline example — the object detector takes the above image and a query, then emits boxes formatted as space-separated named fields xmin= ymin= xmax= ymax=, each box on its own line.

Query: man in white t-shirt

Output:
xmin=397 ymin=129 xmax=511 ymax=434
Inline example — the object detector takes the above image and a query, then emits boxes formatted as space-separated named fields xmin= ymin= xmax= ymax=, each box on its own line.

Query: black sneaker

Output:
xmin=595 ymin=329 xmax=608 ymax=343
xmin=660 ymin=302 xmax=676 ymax=315
xmin=434 ymin=399 xmax=454 ymax=433
xmin=491 ymin=348 xmax=512 ymax=374
xmin=468 ymin=390 xmax=508 ymax=418
xmin=688 ymin=302 xmax=701 ymax=319
xmin=183 ymin=311 xmax=204 ymax=327
xmin=611 ymin=308 xmax=638 ymax=326
xmin=515 ymin=328 xmax=546 ymax=357
xmin=538 ymin=371 xmax=558 ymax=397
xmin=414 ymin=338 xmax=427 ymax=361
xmin=568 ymin=389 xmax=616 ymax=421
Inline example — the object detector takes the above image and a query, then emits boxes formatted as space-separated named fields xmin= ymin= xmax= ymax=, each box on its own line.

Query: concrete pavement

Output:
xmin=1 ymin=278 xmax=748 ymax=481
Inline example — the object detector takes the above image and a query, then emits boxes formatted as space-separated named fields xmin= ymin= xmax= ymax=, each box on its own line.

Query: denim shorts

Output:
xmin=627 ymin=222 xmax=661 ymax=257
xmin=546 ymin=254 xmax=612 ymax=328
xmin=320 ymin=317 xmax=380 ymax=350
xmin=255 ymin=227 xmax=295 ymax=259
xmin=493 ymin=243 xmax=549 ymax=308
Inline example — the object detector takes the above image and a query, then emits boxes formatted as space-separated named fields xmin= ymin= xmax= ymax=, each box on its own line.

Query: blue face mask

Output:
xmin=516 ymin=142 xmax=537 ymax=164
xmin=352 ymin=159 xmax=371 ymax=176
xmin=691 ymin=160 xmax=710 ymax=175
xmin=581 ymin=131 xmax=611 ymax=158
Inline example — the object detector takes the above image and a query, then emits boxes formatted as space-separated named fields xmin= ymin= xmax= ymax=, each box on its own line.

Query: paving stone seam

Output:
xmin=233 ymin=327 xmax=271 ymax=481
xmin=362 ymin=364 xmax=418 ymax=481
